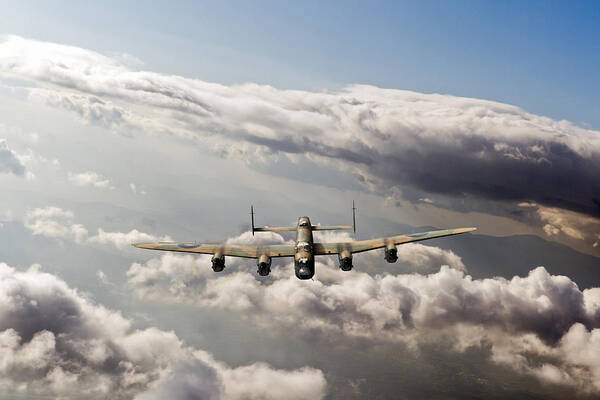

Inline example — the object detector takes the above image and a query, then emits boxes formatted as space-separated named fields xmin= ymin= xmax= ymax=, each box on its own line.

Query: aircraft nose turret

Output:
xmin=296 ymin=266 xmax=313 ymax=280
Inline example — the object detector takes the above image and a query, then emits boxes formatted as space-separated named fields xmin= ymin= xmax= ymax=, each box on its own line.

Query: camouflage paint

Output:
xmin=133 ymin=218 xmax=476 ymax=280
xmin=294 ymin=217 xmax=315 ymax=280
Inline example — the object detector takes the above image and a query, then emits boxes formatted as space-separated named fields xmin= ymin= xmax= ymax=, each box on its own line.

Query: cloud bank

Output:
xmin=519 ymin=202 xmax=600 ymax=248
xmin=127 ymin=253 xmax=600 ymax=392
xmin=1 ymin=35 xmax=599 ymax=219
xmin=0 ymin=262 xmax=327 ymax=399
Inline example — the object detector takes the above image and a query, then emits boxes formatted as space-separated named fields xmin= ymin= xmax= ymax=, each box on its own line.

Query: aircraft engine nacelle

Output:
xmin=211 ymin=254 xmax=225 ymax=272
xmin=385 ymin=243 xmax=398 ymax=263
xmin=338 ymin=249 xmax=353 ymax=271
xmin=257 ymin=254 xmax=272 ymax=276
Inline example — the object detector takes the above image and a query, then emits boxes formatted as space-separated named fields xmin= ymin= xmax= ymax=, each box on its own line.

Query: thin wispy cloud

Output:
xmin=24 ymin=206 xmax=171 ymax=249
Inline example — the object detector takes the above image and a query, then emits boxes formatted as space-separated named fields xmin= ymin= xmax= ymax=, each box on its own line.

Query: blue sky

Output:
xmin=2 ymin=0 xmax=599 ymax=127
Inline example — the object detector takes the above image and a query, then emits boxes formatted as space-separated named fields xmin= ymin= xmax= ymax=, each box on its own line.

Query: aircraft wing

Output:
xmin=313 ymin=227 xmax=476 ymax=255
xmin=133 ymin=242 xmax=296 ymax=258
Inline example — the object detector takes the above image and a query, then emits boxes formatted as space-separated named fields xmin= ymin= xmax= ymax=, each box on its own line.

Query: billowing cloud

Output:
xmin=24 ymin=206 xmax=171 ymax=248
xmin=68 ymin=171 xmax=112 ymax=189
xmin=314 ymin=229 xmax=467 ymax=272
xmin=139 ymin=353 xmax=327 ymax=400
xmin=395 ymin=242 xmax=466 ymax=272
xmin=0 ymin=139 xmax=25 ymax=176
xmin=128 ymin=257 xmax=600 ymax=343
xmin=1 ymin=35 xmax=599 ymax=219
xmin=0 ymin=262 xmax=327 ymax=399
xmin=127 ymin=253 xmax=600 ymax=392
xmin=24 ymin=206 xmax=88 ymax=243
xmin=226 ymin=230 xmax=290 ymax=246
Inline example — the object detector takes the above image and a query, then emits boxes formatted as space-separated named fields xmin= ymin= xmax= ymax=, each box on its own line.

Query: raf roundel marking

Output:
xmin=178 ymin=243 xmax=201 ymax=249
xmin=407 ymin=232 xmax=428 ymax=238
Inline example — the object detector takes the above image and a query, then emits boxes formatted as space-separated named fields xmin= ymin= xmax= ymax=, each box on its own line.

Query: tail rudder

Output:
xmin=251 ymin=205 xmax=255 ymax=236
xmin=352 ymin=200 xmax=356 ymax=233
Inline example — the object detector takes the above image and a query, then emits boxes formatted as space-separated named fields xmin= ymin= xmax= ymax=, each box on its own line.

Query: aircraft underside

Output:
xmin=134 ymin=203 xmax=475 ymax=280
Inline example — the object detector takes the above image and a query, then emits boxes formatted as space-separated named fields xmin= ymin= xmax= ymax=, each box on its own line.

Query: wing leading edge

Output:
xmin=313 ymin=227 xmax=476 ymax=255
xmin=133 ymin=242 xmax=296 ymax=258
xmin=134 ymin=228 xmax=475 ymax=258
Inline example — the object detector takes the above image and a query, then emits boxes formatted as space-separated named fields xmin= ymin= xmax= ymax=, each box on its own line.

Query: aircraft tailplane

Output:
xmin=251 ymin=205 xmax=296 ymax=235
xmin=311 ymin=225 xmax=353 ymax=231
xmin=253 ymin=226 xmax=297 ymax=232
xmin=250 ymin=201 xmax=356 ymax=235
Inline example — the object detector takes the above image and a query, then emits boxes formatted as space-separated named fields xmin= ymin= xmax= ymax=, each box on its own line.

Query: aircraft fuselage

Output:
xmin=294 ymin=217 xmax=315 ymax=279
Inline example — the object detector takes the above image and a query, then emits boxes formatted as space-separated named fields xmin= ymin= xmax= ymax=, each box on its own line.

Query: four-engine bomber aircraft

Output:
xmin=134 ymin=203 xmax=476 ymax=280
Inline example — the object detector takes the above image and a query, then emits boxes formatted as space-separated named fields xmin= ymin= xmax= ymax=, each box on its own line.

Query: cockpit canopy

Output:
xmin=296 ymin=241 xmax=311 ymax=252
xmin=298 ymin=219 xmax=310 ymax=227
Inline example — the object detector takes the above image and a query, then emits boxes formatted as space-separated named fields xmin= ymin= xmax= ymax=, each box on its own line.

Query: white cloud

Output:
xmin=0 ymin=262 xmax=327 ymax=399
xmin=312 ymin=229 xmax=354 ymax=243
xmin=138 ymin=352 xmax=327 ymax=400
xmin=226 ymin=230 xmax=290 ymax=245
xmin=312 ymin=230 xmax=466 ymax=272
xmin=127 ymin=253 xmax=600 ymax=392
xmin=30 ymin=88 xmax=128 ymax=129
xmin=88 ymin=229 xmax=171 ymax=249
xmin=24 ymin=206 xmax=89 ymax=243
xmin=24 ymin=207 xmax=170 ymax=249
xmin=396 ymin=242 xmax=466 ymax=272
xmin=68 ymin=171 xmax=112 ymax=189
xmin=1 ymin=35 xmax=599 ymax=219
xmin=96 ymin=270 xmax=111 ymax=286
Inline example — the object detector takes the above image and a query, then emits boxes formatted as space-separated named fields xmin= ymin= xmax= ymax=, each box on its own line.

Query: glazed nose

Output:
xmin=297 ymin=266 xmax=312 ymax=279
